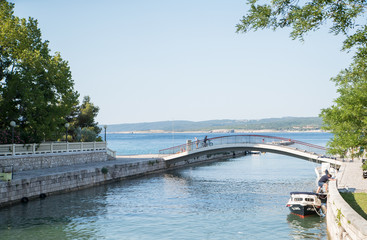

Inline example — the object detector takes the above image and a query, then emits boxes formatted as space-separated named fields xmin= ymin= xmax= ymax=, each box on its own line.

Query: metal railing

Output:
xmin=0 ymin=142 xmax=107 ymax=156
xmin=159 ymin=135 xmax=329 ymax=157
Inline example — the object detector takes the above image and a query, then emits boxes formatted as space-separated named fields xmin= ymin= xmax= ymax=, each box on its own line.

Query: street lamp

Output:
xmin=65 ymin=123 xmax=70 ymax=142
xmin=10 ymin=121 xmax=16 ymax=144
xmin=104 ymin=125 xmax=107 ymax=142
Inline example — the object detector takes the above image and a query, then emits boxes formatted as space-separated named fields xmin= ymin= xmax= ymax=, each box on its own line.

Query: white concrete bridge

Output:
xmin=159 ymin=135 xmax=342 ymax=167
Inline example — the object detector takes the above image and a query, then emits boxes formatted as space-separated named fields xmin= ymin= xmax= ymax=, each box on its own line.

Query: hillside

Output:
xmin=105 ymin=117 xmax=323 ymax=133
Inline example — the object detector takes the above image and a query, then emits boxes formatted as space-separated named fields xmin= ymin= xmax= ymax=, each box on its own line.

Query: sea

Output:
xmin=0 ymin=132 xmax=332 ymax=239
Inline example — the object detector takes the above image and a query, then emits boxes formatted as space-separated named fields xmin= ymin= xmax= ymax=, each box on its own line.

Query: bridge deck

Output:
xmin=159 ymin=135 xmax=342 ymax=167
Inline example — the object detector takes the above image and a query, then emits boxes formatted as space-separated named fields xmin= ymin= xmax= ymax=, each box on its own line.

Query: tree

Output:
xmin=320 ymin=58 xmax=367 ymax=157
xmin=0 ymin=1 xmax=79 ymax=143
xmin=236 ymin=0 xmax=367 ymax=59
xmin=80 ymin=127 xmax=98 ymax=142
xmin=237 ymin=0 xmax=367 ymax=157
xmin=72 ymin=96 xmax=101 ymax=141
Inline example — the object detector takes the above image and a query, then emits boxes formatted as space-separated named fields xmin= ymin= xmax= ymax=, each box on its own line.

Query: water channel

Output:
xmin=0 ymin=132 xmax=331 ymax=239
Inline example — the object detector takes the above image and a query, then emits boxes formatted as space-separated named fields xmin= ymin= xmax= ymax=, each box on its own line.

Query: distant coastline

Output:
xmin=109 ymin=129 xmax=325 ymax=134
xmin=104 ymin=117 xmax=324 ymax=134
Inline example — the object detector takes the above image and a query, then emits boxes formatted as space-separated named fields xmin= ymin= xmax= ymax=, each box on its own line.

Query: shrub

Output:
xmin=81 ymin=127 xmax=97 ymax=142
xmin=101 ymin=167 xmax=108 ymax=174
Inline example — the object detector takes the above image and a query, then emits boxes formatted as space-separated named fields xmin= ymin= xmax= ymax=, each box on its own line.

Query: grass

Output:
xmin=340 ymin=192 xmax=367 ymax=220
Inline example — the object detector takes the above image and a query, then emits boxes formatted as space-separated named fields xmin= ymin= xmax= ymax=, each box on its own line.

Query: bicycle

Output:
xmin=201 ymin=140 xmax=213 ymax=148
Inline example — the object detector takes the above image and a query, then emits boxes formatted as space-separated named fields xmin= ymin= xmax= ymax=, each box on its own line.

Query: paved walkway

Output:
xmin=337 ymin=161 xmax=367 ymax=193
xmin=11 ymin=154 xmax=161 ymax=181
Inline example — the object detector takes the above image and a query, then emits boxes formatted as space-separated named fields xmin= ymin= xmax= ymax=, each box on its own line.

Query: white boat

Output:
xmin=286 ymin=192 xmax=322 ymax=218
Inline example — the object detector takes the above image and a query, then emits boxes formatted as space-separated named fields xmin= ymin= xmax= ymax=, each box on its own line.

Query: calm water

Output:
xmin=0 ymin=132 xmax=331 ymax=239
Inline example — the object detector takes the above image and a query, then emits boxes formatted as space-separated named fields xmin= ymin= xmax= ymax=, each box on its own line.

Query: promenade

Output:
xmin=338 ymin=160 xmax=367 ymax=192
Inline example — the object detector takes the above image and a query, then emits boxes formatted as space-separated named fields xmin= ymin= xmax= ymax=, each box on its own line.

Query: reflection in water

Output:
xmin=163 ymin=173 xmax=190 ymax=197
xmin=0 ymin=185 xmax=109 ymax=239
xmin=287 ymin=214 xmax=326 ymax=239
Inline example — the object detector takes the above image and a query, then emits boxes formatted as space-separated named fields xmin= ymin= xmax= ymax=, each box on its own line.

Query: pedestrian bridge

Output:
xmin=159 ymin=135 xmax=342 ymax=167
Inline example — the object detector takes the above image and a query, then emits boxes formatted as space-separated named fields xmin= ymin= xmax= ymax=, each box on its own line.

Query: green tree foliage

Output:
xmin=76 ymin=96 xmax=101 ymax=132
xmin=237 ymin=0 xmax=367 ymax=156
xmin=236 ymin=0 xmax=367 ymax=59
xmin=71 ymin=96 xmax=101 ymax=141
xmin=0 ymin=1 xmax=79 ymax=143
xmin=81 ymin=127 xmax=98 ymax=142
xmin=320 ymin=58 xmax=367 ymax=157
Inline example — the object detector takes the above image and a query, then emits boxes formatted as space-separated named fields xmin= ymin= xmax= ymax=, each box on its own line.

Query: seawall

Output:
xmin=327 ymin=163 xmax=367 ymax=239
xmin=0 ymin=150 xmax=247 ymax=208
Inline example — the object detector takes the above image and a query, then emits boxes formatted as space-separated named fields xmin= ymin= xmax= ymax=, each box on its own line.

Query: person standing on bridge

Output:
xmin=316 ymin=172 xmax=335 ymax=193
xmin=204 ymin=136 xmax=208 ymax=145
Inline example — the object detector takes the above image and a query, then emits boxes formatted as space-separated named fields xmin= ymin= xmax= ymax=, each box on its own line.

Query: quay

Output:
xmin=0 ymin=141 xmax=247 ymax=208
xmin=0 ymin=153 xmax=165 ymax=207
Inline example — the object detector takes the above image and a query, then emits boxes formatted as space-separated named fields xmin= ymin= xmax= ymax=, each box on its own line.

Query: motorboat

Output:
xmin=286 ymin=163 xmax=331 ymax=218
xmin=286 ymin=192 xmax=322 ymax=218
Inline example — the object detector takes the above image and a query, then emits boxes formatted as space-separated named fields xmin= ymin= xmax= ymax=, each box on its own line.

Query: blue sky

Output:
xmin=11 ymin=0 xmax=352 ymax=124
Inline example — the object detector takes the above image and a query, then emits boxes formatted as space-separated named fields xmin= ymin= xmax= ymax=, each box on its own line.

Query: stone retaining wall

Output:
xmin=0 ymin=150 xmax=245 ymax=207
xmin=0 ymin=159 xmax=165 ymax=207
xmin=0 ymin=151 xmax=108 ymax=172
xmin=327 ymin=181 xmax=367 ymax=239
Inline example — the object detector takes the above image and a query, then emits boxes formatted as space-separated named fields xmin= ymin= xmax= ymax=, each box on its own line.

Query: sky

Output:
xmin=11 ymin=0 xmax=352 ymax=125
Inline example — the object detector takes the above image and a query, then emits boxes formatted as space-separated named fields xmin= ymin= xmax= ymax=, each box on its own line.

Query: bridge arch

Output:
xmin=159 ymin=135 xmax=341 ymax=167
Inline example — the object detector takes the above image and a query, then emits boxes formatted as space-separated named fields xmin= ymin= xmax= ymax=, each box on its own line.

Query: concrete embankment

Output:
xmin=327 ymin=162 xmax=367 ymax=239
xmin=0 ymin=150 xmax=247 ymax=208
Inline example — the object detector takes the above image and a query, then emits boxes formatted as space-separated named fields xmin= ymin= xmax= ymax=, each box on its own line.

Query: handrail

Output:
xmin=107 ymin=148 xmax=116 ymax=158
xmin=159 ymin=134 xmax=330 ymax=157
xmin=0 ymin=142 xmax=107 ymax=157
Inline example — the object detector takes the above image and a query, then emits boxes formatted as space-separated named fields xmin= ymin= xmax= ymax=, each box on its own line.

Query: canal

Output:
xmin=0 ymin=132 xmax=330 ymax=239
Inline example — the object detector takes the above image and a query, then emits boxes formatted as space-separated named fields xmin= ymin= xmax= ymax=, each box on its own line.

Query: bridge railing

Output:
xmin=0 ymin=141 xmax=107 ymax=157
xmin=159 ymin=135 xmax=329 ymax=157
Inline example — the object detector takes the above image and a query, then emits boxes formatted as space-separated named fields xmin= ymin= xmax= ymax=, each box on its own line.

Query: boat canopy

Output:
xmin=289 ymin=192 xmax=318 ymax=195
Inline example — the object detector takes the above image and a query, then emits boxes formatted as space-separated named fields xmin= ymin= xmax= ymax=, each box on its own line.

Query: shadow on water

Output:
xmin=0 ymin=185 xmax=110 ymax=240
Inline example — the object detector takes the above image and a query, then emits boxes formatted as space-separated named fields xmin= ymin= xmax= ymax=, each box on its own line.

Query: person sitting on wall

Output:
xmin=316 ymin=172 xmax=335 ymax=193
